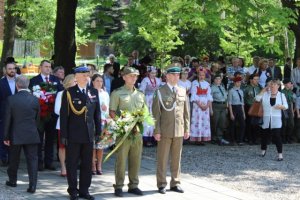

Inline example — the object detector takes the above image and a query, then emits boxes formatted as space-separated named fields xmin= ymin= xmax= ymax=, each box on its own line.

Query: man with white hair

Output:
xmin=108 ymin=54 xmax=120 ymax=79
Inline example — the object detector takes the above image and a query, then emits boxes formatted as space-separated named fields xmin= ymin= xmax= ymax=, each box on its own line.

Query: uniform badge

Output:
xmin=77 ymin=90 xmax=79 ymax=93
xmin=78 ymin=101 xmax=82 ymax=104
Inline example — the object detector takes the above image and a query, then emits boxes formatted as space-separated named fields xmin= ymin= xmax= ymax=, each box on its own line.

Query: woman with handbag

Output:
xmin=255 ymin=79 xmax=288 ymax=161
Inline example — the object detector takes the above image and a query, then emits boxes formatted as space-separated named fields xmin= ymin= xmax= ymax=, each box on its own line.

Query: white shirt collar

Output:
xmin=167 ymin=83 xmax=178 ymax=92
xmin=41 ymin=74 xmax=49 ymax=82
xmin=78 ymin=86 xmax=86 ymax=92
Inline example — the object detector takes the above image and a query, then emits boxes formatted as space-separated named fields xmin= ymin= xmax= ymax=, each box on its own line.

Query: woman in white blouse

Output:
xmin=255 ymin=79 xmax=288 ymax=161
xmin=54 ymin=74 xmax=76 ymax=176
xmin=91 ymin=74 xmax=110 ymax=175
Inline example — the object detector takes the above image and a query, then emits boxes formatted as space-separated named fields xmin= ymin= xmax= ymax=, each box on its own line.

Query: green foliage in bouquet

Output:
xmin=100 ymin=105 xmax=155 ymax=163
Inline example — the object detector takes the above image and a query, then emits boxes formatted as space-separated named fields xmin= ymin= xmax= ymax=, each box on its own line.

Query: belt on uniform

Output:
xmin=213 ymin=101 xmax=226 ymax=104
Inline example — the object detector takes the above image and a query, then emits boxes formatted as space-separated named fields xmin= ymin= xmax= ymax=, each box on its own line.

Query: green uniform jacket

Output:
xmin=152 ymin=84 xmax=190 ymax=138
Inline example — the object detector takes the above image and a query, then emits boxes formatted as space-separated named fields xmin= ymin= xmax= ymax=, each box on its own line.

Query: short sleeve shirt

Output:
xmin=109 ymin=85 xmax=145 ymax=115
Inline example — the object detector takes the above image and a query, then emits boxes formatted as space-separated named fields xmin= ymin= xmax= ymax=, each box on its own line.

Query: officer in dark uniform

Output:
xmin=60 ymin=65 xmax=101 ymax=200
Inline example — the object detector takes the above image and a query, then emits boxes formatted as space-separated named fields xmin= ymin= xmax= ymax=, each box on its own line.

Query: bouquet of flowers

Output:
xmin=99 ymin=105 xmax=155 ymax=162
xmin=32 ymin=82 xmax=57 ymax=121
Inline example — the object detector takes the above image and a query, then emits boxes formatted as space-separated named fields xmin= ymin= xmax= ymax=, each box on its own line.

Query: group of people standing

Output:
xmin=1 ymin=52 xmax=300 ymax=199
xmin=0 ymin=54 xmax=190 ymax=200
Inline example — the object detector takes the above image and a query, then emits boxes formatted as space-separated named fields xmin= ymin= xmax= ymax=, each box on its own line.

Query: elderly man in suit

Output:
xmin=0 ymin=57 xmax=18 ymax=167
xmin=60 ymin=65 xmax=101 ymax=200
xmin=29 ymin=60 xmax=62 ymax=171
xmin=4 ymin=75 xmax=40 ymax=193
xmin=152 ymin=64 xmax=190 ymax=194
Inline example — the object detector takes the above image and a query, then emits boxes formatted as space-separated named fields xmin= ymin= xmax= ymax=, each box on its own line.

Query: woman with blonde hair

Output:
xmin=255 ymin=79 xmax=288 ymax=161
xmin=54 ymin=74 xmax=76 ymax=176
xmin=92 ymin=74 xmax=109 ymax=175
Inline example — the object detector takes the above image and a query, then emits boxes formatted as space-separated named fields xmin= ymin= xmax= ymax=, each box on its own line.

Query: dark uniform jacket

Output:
xmin=60 ymin=85 xmax=101 ymax=143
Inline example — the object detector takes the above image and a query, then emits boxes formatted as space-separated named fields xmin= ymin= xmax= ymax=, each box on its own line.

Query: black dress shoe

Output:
xmin=79 ymin=193 xmax=95 ymax=200
xmin=170 ymin=186 xmax=184 ymax=193
xmin=158 ymin=187 xmax=166 ymax=194
xmin=128 ymin=188 xmax=143 ymax=195
xmin=45 ymin=164 xmax=56 ymax=171
xmin=69 ymin=194 xmax=79 ymax=200
xmin=27 ymin=186 xmax=36 ymax=193
xmin=114 ymin=188 xmax=123 ymax=197
xmin=277 ymin=158 xmax=283 ymax=161
xmin=6 ymin=181 xmax=17 ymax=187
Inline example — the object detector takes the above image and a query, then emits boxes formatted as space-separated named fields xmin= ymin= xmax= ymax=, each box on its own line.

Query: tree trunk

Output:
xmin=0 ymin=0 xmax=17 ymax=73
xmin=54 ymin=0 xmax=78 ymax=75
xmin=281 ymin=0 xmax=300 ymax=65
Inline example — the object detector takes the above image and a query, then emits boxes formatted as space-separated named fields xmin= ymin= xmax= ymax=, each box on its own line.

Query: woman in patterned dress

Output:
xmin=190 ymin=69 xmax=213 ymax=145
xmin=139 ymin=66 xmax=161 ymax=146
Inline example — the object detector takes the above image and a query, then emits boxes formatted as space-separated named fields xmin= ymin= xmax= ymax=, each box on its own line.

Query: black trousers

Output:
xmin=244 ymin=104 xmax=259 ymax=143
xmin=281 ymin=106 xmax=294 ymax=143
xmin=66 ymin=142 xmax=93 ymax=196
xmin=38 ymin=117 xmax=57 ymax=166
xmin=229 ymin=105 xmax=245 ymax=143
xmin=7 ymin=144 xmax=38 ymax=187
xmin=261 ymin=128 xmax=282 ymax=153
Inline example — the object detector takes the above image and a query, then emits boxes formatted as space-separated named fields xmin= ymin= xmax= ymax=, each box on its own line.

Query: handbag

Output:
xmin=248 ymin=101 xmax=263 ymax=117
xmin=280 ymin=93 xmax=289 ymax=120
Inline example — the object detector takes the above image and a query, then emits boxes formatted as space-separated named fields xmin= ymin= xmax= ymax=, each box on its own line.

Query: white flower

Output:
xmin=32 ymin=85 xmax=41 ymax=92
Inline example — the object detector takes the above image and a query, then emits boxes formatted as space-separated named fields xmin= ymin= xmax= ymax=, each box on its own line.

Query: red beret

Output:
xmin=233 ymin=76 xmax=242 ymax=82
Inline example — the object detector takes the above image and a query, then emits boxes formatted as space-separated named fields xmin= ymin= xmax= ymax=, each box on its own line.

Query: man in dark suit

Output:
xmin=108 ymin=54 xmax=121 ymax=79
xmin=268 ymin=58 xmax=282 ymax=81
xmin=60 ymin=65 xmax=101 ymax=200
xmin=4 ymin=75 xmax=40 ymax=193
xmin=0 ymin=57 xmax=18 ymax=167
xmin=29 ymin=60 xmax=62 ymax=171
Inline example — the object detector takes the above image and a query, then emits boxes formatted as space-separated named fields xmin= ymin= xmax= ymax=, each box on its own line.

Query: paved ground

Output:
xmin=1 ymin=143 xmax=299 ymax=200
xmin=0 ymin=145 xmax=260 ymax=200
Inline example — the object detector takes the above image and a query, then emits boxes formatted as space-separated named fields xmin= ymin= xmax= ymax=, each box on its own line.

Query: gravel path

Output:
xmin=142 ymin=143 xmax=300 ymax=200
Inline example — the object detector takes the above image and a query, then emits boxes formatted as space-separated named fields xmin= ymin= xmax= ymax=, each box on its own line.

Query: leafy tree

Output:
xmin=0 ymin=0 xmax=18 ymax=70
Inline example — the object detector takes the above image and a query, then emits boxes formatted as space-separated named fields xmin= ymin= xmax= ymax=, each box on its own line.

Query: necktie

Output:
xmin=218 ymin=86 xmax=224 ymax=97
xmin=45 ymin=76 xmax=49 ymax=83
xmin=82 ymin=89 xmax=85 ymax=94
xmin=172 ymin=87 xmax=176 ymax=94
xmin=252 ymin=87 xmax=256 ymax=97
xmin=236 ymin=90 xmax=242 ymax=102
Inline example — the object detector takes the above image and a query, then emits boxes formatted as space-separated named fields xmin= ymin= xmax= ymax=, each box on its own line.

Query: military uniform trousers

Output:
xmin=66 ymin=142 xmax=93 ymax=196
xmin=244 ymin=104 xmax=259 ymax=143
xmin=156 ymin=136 xmax=183 ymax=188
xmin=114 ymin=136 xmax=143 ymax=190
xmin=212 ymin=102 xmax=227 ymax=141
xmin=281 ymin=104 xmax=294 ymax=143
xmin=229 ymin=105 xmax=245 ymax=143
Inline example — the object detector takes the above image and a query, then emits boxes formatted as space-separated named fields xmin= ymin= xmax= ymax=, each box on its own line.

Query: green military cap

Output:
xmin=122 ymin=67 xmax=140 ymax=76
xmin=166 ymin=66 xmax=181 ymax=74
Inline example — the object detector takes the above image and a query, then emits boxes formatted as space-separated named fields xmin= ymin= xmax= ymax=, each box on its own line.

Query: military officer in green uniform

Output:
xmin=243 ymin=73 xmax=261 ymax=144
xmin=152 ymin=64 xmax=190 ymax=194
xmin=211 ymin=73 xmax=229 ymax=145
xmin=109 ymin=67 xmax=145 ymax=197
xmin=281 ymin=79 xmax=295 ymax=143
